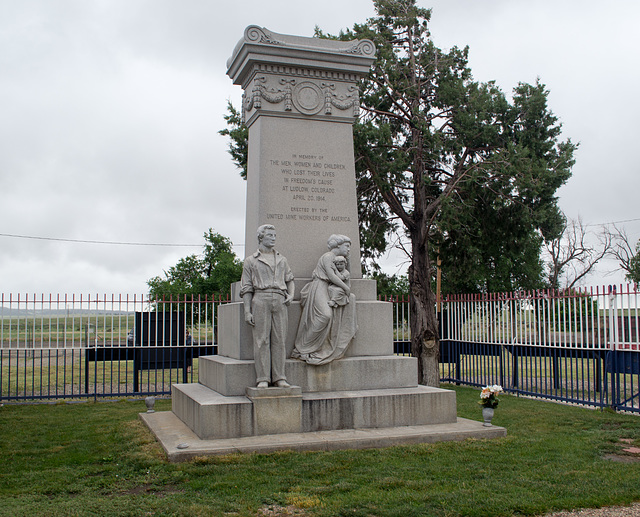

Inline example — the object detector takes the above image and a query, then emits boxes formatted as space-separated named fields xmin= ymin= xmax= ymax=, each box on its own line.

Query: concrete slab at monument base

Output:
xmin=140 ymin=410 xmax=507 ymax=462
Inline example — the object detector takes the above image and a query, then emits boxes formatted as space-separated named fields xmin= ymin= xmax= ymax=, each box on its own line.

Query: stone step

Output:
xmin=142 ymin=410 xmax=507 ymax=461
xmin=172 ymin=382 xmax=254 ymax=440
xmin=302 ymin=386 xmax=457 ymax=431
xmin=198 ymin=354 xmax=419 ymax=396
xmin=172 ymin=382 xmax=457 ymax=440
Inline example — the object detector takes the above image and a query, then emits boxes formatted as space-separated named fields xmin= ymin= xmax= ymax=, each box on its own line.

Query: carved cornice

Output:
xmin=227 ymin=26 xmax=376 ymax=87
xmin=239 ymin=25 xmax=375 ymax=57
xmin=252 ymin=63 xmax=359 ymax=82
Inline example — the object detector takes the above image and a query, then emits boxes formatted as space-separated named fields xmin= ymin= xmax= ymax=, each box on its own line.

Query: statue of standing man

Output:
xmin=240 ymin=224 xmax=295 ymax=388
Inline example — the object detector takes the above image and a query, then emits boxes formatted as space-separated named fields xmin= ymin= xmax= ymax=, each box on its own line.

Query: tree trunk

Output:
xmin=409 ymin=238 xmax=440 ymax=386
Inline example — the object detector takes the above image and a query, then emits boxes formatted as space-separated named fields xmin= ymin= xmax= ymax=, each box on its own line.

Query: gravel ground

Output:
xmin=541 ymin=503 xmax=640 ymax=516
xmin=258 ymin=503 xmax=640 ymax=517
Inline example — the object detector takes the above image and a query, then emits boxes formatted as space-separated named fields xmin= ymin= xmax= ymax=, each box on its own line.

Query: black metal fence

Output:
xmin=434 ymin=285 xmax=640 ymax=412
xmin=2 ymin=288 xmax=639 ymax=412
xmin=0 ymin=294 xmax=221 ymax=401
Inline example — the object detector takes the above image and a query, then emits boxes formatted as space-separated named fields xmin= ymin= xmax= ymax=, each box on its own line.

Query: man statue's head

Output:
xmin=257 ymin=224 xmax=277 ymax=248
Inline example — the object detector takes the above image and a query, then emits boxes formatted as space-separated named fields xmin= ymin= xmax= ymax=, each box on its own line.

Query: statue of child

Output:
xmin=327 ymin=255 xmax=350 ymax=308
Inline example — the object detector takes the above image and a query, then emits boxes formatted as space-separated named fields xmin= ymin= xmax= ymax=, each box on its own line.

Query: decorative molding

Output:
xmin=227 ymin=26 xmax=375 ymax=89
xmin=253 ymin=63 xmax=359 ymax=82
xmin=321 ymin=83 xmax=359 ymax=117
xmin=243 ymin=26 xmax=375 ymax=58
xmin=244 ymin=26 xmax=284 ymax=46
xmin=245 ymin=76 xmax=295 ymax=113
xmin=280 ymin=78 xmax=295 ymax=111
xmin=292 ymin=81 xmax=324 ymax=116
xmin=344 ymin=40 xmax=376 ymax=57
xmin=244 ymin=75 xmax=360 ymax=119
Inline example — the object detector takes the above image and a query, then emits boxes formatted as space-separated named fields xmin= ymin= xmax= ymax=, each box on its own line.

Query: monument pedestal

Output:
xmin=171 ymin=278 xmax=461 ymax=442
xmin=171 ymin=349 xmax=458 ymax=441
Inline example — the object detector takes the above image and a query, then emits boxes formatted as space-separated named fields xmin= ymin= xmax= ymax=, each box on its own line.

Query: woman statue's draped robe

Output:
xmin=292 ymin=251 xmax=357 ymax=365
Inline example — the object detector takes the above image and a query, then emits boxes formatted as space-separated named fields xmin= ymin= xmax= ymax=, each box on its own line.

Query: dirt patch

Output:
xmin=601 ymin=439 xmax=640 ymax=463
xmin=257 ymin=505 xmax=309 ymax=516
xmin=602 ymin=453 xmax=640 ymax=463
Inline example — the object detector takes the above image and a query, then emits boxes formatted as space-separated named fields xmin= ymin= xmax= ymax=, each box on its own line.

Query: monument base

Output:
xmin=171 ymin=379 xmax=457 ymax=440
xmin=140 ymin=410 xmax=507 ymax=462
xmin=144 ymin=299 xmax=508 ymax=458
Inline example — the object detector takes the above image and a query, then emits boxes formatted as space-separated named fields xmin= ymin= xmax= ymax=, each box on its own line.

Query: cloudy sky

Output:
xmin=1 ymin=0 xmax=638 ymax=296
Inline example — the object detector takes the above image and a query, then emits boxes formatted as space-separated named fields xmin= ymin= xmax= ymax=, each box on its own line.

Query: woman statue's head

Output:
xmin=327 ymin=234 xmax=351 ymax=257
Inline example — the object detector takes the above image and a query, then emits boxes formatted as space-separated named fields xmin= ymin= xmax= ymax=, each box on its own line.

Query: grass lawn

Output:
xmin=1 ymin=385 xmax=640 ymax=517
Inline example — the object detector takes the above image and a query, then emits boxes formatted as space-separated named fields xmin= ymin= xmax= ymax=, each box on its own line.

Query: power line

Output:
xmin=602 ymin=217 xmax=640 ymax=226
xmin=0 ymin=232 xmax=202 ymax=247
xmin=4 ymin=218 xmax=639 ymax=249
xmin=581 ymin=217 xmax=640 ymax=230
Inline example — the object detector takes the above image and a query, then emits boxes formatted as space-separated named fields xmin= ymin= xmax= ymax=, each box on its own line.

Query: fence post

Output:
xmin=608 ymin=285 xmax=619 ymax=409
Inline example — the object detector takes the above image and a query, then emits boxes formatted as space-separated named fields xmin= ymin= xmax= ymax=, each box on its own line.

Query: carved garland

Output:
xmin=321 ymin=83 xmax=360 ymax=117
xmin=245 ymin=76 xmax=295 ymax=112
xmin=245 ymin=77 xmax=360 ymax=117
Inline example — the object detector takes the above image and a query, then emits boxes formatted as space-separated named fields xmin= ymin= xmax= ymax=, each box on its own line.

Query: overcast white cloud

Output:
xmin=1 ymin=0 xmax=638 ymax=295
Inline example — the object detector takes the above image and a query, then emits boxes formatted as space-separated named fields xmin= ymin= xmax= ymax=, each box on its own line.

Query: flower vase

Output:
xmin=145 ymin=396 xmax=156 ymax=413
xmin=482 ymin=407 xmax=494 ymax=426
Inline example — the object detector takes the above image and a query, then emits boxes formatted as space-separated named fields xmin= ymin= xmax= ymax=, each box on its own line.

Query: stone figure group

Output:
xmin=240 ymin=225 xmax=358 ymax=388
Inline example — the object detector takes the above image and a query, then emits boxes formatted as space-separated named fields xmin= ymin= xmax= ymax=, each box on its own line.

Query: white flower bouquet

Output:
xmin=478 ymin=384 xmax=503 ymax=409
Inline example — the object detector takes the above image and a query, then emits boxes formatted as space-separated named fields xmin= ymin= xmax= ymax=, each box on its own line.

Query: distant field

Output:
xmin=1 ymin=314 xmax=136 ymax=347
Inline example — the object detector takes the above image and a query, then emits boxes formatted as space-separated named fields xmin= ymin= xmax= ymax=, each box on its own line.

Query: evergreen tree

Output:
xmin=627 ymin=241 xmax=640 ymax=283
xmin=221 ymin=0 xmax=576 ymax=384
xmin=345 ymin=1 xmax=575 ymax=384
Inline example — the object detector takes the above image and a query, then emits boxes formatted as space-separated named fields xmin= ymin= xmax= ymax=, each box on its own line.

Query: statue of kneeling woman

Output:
xmin=292 ymin=234 xmax=357 ymax=365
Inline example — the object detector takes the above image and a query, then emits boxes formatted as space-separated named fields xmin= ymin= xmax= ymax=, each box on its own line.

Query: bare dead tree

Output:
xmin=546 ymin=216 xmax=612 ymax=289
xmin=605 ymin=223 xmax=639 ymax=280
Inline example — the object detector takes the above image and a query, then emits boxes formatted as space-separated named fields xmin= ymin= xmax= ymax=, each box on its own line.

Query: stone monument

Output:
xmin=141 ymin=26 xmax=505 ymax=459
